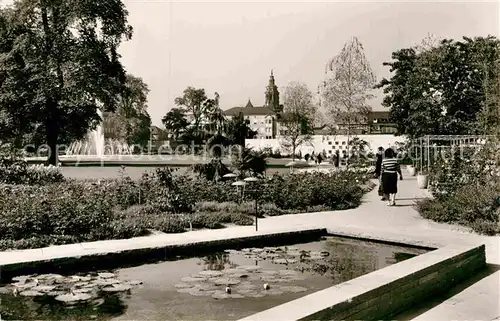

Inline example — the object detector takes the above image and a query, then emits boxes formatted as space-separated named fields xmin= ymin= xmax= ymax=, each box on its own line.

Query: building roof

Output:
xmin=368 ymin=111 xmax=391 ymax=121
xmin=224 ymin=99 xmax=275 ymax=116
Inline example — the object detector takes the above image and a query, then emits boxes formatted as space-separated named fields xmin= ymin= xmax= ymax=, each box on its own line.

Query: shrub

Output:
xmin=191 ymin=158 xmax=232 ymax=181
xmin=260 ymin=171 xmax=366 ymax=211
xmin=189 ymin=212 xmax=253 ymax=229
xmin=416 ymin=179 xmax=500 ymax=235
xmin=231 ymin=148 xmax=267 ymax=177
xmin=0 ymin=161 xmax=64 ymax=185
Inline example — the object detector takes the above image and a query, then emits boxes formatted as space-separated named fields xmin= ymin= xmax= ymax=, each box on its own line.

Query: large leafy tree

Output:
xmin=174 ymin=86 xmax=210 ymax=138
xmin=321 ymin=36 xmax=376 ymax=165
xmin=104 ymin=74 xmax=151 ymax=148
xmin=0 ymin=0 xmax=132 ymax=164
xmin=378 ymin=36 xmax=500 ymax=138
xmin=279 ymin=81 xmax=316 ymax=161
xmin=161 ymin=107 xmax=189 ymax=140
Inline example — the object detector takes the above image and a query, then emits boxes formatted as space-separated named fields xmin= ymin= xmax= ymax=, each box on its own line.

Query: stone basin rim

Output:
xmin=0 ymin=228 xmax=438 ymax=282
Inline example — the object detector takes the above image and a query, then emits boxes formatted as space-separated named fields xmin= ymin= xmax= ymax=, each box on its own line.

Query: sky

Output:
xmin=2 ymin=0 xmax=499 ymax=126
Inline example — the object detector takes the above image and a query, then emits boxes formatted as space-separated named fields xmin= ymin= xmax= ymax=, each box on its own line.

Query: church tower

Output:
xmin=264 ymin=70 xmax=282 ymax=113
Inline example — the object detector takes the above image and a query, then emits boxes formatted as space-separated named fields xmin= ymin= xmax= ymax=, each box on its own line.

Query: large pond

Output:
xmin=0 ymin=236 xmax=428 ymax=320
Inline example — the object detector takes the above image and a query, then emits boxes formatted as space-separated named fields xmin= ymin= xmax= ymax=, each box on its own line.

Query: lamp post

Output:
xmin=231 ymin=180 xmax=246 ymax=203
xmin=244 ymin=176 xmax=260 ymax=231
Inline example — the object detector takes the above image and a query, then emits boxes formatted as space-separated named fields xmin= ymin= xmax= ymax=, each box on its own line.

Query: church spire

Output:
xmin=265 ymin=69 xmax=281 ymax=113
xmin=245 ymin=98 xmax=253 ymax=108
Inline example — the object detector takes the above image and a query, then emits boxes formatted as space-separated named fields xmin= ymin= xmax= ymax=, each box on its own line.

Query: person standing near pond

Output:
xmin=381 ymin=147 xmax=403 ymax=206
xmin=375 ymin=147 xmax=386 ymax=201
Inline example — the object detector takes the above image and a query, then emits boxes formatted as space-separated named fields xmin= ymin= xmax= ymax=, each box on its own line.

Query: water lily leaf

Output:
xmin=20 ymin=290 xmax=44 ymax=297
xmin=12 ymin=275 xmax=30 ymax=283
xmin=97 ymin=272 xmax=116 ymax=279
xmin=13 ymin=282 xmax=38 ymax=289
xmin=212 ymin=290 xmax=244 ymax=299
xmin=175 ymin=283 xmax=195 ymax=289
xmin=126 ymin=280 xmax=144 ymax=286
xmin=31 ymin=285 xmax=56 ymax=292
xmin=73 ymin=287 xmax=95 ymax=294
xmin=55 ymin=293 xmax=93 ymax=303
xmin=198 ymin=270 xmax=224 ymax=277
xmin=262 ymin=288 xmax=284 ymax=295
xmin=101 ymin=284 xmax=132 ymax=292
xmin=222 ymin=268 xmax=247 ymax=274
xmin=181 ymin=276 xmax=204 ymax=283
xmin=213 ymin=278 xmax=240 ymax=286
xmin=240 ymin=265 xmax=261 ymax=272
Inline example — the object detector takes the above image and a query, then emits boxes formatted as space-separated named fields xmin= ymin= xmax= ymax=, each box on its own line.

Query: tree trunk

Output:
xmin=46 ymin=111 xmax=59 ymax=166
xmin=346 ymin=121 xmax=351 ymax=169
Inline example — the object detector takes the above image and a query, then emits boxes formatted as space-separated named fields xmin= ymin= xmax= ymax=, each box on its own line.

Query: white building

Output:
xmin=223 ymin=99 xmax=278 ymax=139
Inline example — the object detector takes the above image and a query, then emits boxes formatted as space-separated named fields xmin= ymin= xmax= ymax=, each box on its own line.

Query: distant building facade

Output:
xmin=332 ymin=111 xmax=397 ymax=135
xmin=223 ymin=70 xmax=282 ymax=139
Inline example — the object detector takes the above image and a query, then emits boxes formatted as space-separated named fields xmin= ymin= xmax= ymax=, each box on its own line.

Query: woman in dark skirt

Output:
xmin=374 ymin=147 xmax=385 ymax=200
xmin=381 ymin=148 xmax=403 ymax=206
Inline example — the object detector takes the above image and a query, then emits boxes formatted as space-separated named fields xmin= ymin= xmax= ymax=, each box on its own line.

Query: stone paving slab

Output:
xmin=410 ymin=270 xmax=500 ymax=321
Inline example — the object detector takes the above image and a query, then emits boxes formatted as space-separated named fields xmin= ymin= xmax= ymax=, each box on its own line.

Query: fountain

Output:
xmin=66 ymin=110 xmax=134 ymax=157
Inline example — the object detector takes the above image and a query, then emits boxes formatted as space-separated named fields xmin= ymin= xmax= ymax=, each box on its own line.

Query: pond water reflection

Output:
xmin=0 ymin=236 xmax=428 ymax=320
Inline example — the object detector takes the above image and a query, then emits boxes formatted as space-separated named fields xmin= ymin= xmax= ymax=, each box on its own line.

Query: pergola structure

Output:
xmin=410 ymin=135 xmax=490 ymax=173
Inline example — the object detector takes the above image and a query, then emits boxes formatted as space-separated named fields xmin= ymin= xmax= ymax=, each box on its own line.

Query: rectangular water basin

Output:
xmin=0 ymin=236 xmax=428 ymax=320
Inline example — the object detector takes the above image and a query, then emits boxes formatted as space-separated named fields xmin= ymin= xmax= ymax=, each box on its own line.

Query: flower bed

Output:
xmin=0 ymin=166 xmax=371 ymax=250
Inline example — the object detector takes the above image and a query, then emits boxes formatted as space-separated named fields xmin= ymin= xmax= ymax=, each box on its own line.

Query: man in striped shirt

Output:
xmin=381 ymin=148 xmax=403 ymax=206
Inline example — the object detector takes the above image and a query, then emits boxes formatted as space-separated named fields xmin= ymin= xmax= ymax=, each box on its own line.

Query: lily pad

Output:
xmin=240 ymin=265 xmax=262 ymax=272
xmin=93 ymin=279 xmax=119 ymax=286
xmin=180 ymin=284 xmax=217 ymax=297
xmin=212 ymin=290 xmax=244 ymax=299
xmin=198 ymin=270 xmax=224 ymax=277
xmin=73 ymin=288 xmax=95 ymax=294
xmin=262 ymin=288 xmax=284 ymax=295
xmin=245 ymin=292 xmax=266 ymax=298
xmin=261 ymin=270 xmax=279 ymax=276
xmin=273 ymin=258 xmax=297 ymax=265
xmin=101 ymin=284 xmax=132 ymax=292
xmin=236 ymin=282 xmax=257 ymax=290
xmin=278 ymin=270 xmax=299 ymax=276
xmin=175 ymin=283 xmax=195 ymax=289
xmin=181 ymin=276 xmax=204 ymax=283
xmin=31 ymin=285 xmax=56 ymax=292
xmin=20 ymin=290 xmax=44 ymax=297
xmin=222 ymin=268 xmax=247 ymax=274
xmin=56 ymin=293 xmax=93 ymax=303
xmin=126 ymin=280 xmax=144 ymax=286
xmin=97 ymin=272 xmax=116 ymax=279
xmin=14 ymin=282 xmax=38 ymax=290
xmin=46 ymin=291 xmax=67 ymax=297
xmin=213 ymin=278 xmax=240 ymax=286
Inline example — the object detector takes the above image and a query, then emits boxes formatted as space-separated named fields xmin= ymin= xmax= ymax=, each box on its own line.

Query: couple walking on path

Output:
xmin=375 ymin=147 xmax=403 ymax=206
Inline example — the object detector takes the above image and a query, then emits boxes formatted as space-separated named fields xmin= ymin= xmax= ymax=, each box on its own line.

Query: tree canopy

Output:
xmin=279 ymin=81 xmax=316 ymax=160
xmin=0 ymin=0 xmax=132 ymax=163
xmin=104 ymin=74 xmax=151 ymax=149
xmin=377 ymin=36 xmax=500 ymax=138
